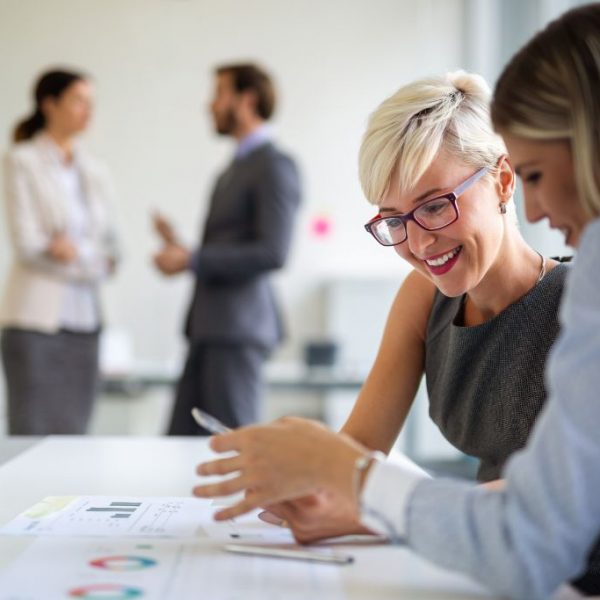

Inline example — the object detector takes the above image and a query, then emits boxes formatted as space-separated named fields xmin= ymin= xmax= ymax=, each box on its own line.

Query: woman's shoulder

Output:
xmin=539 ymin=259 xmax=571 ymax=295
xmin=5 ymin=138 xmax=42 ymax=164
xmin=398 ymin=269 xmax=438 ymax=307
xmin=5 ymin=134 xmax=67 ymax=170
xmin=388 ymin=270 xmax=438 ymax=342
xmin=496 ymin=260 xmax=569 ymax=333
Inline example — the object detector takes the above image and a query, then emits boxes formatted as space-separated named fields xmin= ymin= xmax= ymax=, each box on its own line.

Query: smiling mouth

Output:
xmin=424 ymin=246 xmax=462 ymax=267
xmin=421 ymin=245 xmax=463 ymax=276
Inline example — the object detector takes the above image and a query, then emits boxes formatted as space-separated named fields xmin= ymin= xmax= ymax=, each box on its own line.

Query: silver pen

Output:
xmin=191 ymin=407 xmax=232 ymax=434
xmin=224 ymin=543 xmax=354 ymax=565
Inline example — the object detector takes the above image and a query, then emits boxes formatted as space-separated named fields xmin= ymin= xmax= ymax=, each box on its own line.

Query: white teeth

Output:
xmin=425 ymin=247 xmax=460 ymax=267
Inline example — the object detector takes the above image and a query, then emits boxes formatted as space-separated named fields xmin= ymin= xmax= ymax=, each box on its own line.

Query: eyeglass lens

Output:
xmin=372 ymin=196 xmax=457 ymax=245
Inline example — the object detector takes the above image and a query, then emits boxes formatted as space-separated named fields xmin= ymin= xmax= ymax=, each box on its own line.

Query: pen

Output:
xmin=191 ymin=407 xmax=232 ymax=434
xmin=224 ymin=544 xmax=354 ymax=565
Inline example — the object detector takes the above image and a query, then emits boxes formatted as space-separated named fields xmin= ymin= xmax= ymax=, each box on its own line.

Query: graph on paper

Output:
xmin=0 ymin=496 xmax=212 ymax=538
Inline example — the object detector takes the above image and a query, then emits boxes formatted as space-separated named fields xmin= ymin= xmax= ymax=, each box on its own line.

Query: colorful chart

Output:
xmin=68 ymin=584 xmax=144 ymax=598
xmin=86 ymin=501 xmax=141 ymax=520
xmin=90 ymin=555 xmax=157 ymax=571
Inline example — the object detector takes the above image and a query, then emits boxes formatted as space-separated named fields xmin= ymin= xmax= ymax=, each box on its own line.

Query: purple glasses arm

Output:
xmin=453 ymin=166 xmax=488 ymax=197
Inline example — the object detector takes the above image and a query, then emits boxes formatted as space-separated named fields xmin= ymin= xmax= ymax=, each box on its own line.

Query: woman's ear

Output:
xmin=40 ymin=96 xmax=56 ymax=121
xmin=496 ymin=154 xmax=516 ymax=201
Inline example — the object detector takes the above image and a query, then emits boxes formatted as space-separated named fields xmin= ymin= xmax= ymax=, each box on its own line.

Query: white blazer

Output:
xmin=0 ymin=134 xmax=120 ymax=333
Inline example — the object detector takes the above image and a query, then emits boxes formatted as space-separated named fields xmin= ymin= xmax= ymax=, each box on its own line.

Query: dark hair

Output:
xmin=13 ymin=69 xmax=86 ymax=142
xmin=215 ymin=63 xmax=276 ymax=120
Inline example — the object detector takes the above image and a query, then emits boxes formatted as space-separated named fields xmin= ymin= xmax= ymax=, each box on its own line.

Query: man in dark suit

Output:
xmin=153 ymin=63 xmax=301 ymax=435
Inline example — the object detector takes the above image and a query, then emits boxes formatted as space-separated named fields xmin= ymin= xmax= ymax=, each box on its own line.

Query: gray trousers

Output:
xmin=167 ymin=342 xmax=268 ymax=436
xmin=1 ymin=328 xmax=99 ymax=435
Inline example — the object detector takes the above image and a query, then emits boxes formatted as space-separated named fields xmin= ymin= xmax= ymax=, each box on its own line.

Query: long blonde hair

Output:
xmin=491 ymin=4 xmax=600 ymax=218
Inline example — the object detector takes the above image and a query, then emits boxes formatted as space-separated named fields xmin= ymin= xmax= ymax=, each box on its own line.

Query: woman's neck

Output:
xmin=464 ymin=231 xmax=553 ymax=326
xmin=44 ymin=128 xmax=75 ymax=164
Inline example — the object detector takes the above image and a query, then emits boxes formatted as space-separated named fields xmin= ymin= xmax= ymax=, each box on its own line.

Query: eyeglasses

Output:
xmin=364 ymin=167 xmax=489 ymax=246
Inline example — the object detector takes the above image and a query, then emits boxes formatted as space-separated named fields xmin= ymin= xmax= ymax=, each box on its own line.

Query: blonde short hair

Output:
xmin=359 ymin=71 xmax=506 ymax=206
xmin=491 ymin=4 xmax=600 ymax=219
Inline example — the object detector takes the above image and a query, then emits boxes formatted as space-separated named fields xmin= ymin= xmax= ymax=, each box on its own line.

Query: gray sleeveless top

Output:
xmin=425 ymin=263 xmax=569 ymax=481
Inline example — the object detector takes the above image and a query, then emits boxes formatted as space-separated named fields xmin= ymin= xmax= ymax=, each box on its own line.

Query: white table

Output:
xmin=0 ymin=436 xmax=496 ymax=599
xmin=0 ymin=436 xmax=40 ymax=466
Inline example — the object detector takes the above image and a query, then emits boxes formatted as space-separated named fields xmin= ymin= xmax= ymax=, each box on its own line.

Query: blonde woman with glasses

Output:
xmin=210 ymin=72 xmax=569 ymax=532
xmin=195 ymin=4 xmax=600 ymax=597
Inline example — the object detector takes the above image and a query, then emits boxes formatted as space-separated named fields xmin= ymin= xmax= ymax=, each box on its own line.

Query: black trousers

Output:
xmin=167 ymin=342 xmax=268 ymax=436
xmin=1 ymin=327 xmax=99 ymax=435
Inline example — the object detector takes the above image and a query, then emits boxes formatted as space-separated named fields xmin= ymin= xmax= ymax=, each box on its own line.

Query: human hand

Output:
xmin=259 ymin=491 xmax=373 ymax=545
xmin=193 ymin=417 xmax=368 ymax=521
xmin=258 ymin=503 xmax=290 ymax=526
xmin=152 ymin=212 xmax=178 ymax=245
xmin=481 ymin=478 xmax=505 ymax=491
xmin=47 ymin=234 xmax=77 ymax=263
xmin=153 ymin=244 xmax=190 ymax=275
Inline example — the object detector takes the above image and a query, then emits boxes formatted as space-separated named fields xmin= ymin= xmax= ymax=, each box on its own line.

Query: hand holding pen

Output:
xmin=191 ymin=407 xmax=355 ymax=565
xmin=191 ymin=408 xmax=232 ymax=434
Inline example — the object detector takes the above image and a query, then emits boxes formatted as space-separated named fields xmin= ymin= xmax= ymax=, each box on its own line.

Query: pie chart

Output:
xmin=89 ymin=555 xmax=157 ymax=571
xmin=68 ymin=583 xmax=144 ymax=598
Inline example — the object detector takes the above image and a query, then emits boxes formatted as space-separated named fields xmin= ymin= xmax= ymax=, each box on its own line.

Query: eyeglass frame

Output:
xmin=364 ymin=166 xmax=489 ymax=246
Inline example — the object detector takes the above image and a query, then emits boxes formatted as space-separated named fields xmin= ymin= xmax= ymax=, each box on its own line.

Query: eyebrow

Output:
xmin=379 ymin=187 xmax=444 ymax=214
xmin=514 ymin=161 xmax=540 ymax=176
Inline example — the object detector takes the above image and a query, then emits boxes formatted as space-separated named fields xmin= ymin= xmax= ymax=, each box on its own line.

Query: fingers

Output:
xmin=208 ymin=429 xmax=250 ymax=453
xmin=258 ymin=510 xmax=288 ymax=527
xmin=193 ymin=434 xmax=250 ymax=502
xmin=261 ymin=502 xmax=288 ymax=520
xmin=258 ymin=510 xmax=278 ymax=524
xmin=194 ymin=425 xmax=294 ymax=522
xmin=206 ymin=421 xmax=295 ymax=454
xmin=192 ymin=473 xmax=247 ymax=499
xmin=213 ymin=494 xmax=264 ymax=521
xmin=196 ymin=455 xmax=243 ymax=477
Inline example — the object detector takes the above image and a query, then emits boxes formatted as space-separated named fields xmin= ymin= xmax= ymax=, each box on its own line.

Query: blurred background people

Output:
xmin=0 ymin=68 xmax=120 ymax=435
xmin=153 ymin=63 xmax=301 ymax=435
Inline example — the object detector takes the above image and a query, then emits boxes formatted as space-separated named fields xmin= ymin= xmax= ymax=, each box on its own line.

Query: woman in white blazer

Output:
xmin=0 ymin=69 xmax=119 ymax=434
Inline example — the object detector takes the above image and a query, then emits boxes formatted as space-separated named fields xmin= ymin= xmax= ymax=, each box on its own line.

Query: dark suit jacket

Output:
xmin=185 ymin=141 xmax=301 ymax=351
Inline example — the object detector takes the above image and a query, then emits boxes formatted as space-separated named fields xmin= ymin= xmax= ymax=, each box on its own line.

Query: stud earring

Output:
xmin=499 ymin=203 xmax=507 ymax=214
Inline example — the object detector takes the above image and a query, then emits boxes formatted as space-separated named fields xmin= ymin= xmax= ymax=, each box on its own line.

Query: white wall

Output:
xmin=0 ymin=0 xmax=465 ymax=370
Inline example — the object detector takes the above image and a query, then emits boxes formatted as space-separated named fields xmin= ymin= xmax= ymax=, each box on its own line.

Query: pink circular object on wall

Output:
xmin=310 ymin=215 xmax=333 ymax=238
